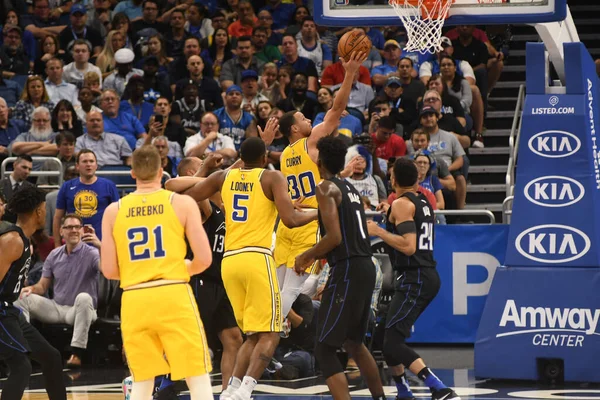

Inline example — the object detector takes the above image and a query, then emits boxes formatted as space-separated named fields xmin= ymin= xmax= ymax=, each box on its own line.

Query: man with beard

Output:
xmin=0 ymin=26 xmax=30 ymax=78
xmin=213 ymin=85 xmax=257 ymax=151
xmin=10 ymin=107 xmax=58 ymax=157
xmin=276 ymin=72 xmax=320 ymax=122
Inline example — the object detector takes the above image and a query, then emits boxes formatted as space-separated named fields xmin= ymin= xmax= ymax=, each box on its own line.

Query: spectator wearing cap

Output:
xmin=63 ymin=39 xmax=103 ymax=89
xmin=164 ymin=9 xmax=192 ymax=59
xmin=252 ymin=27 xmax=281 ymax=64
xmin=104 ymin=48 xmax=143 ymax=98
xmin=174 ymin=55 xmax=222 ymax=111
xmin=131 ymin=0 xmax=168 ymax=48
xmin=397 ymin=57 xmax=425 ymax=105
xmin=119 ymin=75 xmax=153 ymax=126
xmin=228 ymin=0 xmax=257 ymax=38
xmin=419 ymin=105 xmax=467 ymax=209
xmin=58 ymin=4 xmax=103 ymax=56
xmin=241 ymin=70 xmax=270 ymax=116
xmin=45 ymin=58 xmax=80 ymax=106
xmin=141 ymin=56 xmax=173 ymax=103
xmin=100 ymin=89 xmax=146 ymax=150
xmin=76 ymin=110 xmax=133 ymax=167
xmin=370 ymin=115 xmax=406 ymax=162
xmin=297 ymin=17 xmax=332 ymax=77
xmin=113 ymin=0 xmax=144 ymax=20
xmin=320 ymin=60 xmax=372 ymax=89
xmin=214 ymin=85 xmax=258 ymax=150
xmin=220 ymin=36 xmax=266 ymax=90
xmin=260 ymin=0 xmax=295 ymax=31
xmin=37 ymin=131 xmax=76 ymax=186
xmin=22 ymin=0 xmax=67 ymax=40
xmin=0 ymin=25 xmax=30 ymax=78
xmin=184 ymin=111 xmax=237 ymax=160
xmin=277 ymin=72 xmax=320 ymax=121
xmin=0 ymin=97 xmax=26 ymax=158
xmin=277 ymin=34 xmax=319 ymax=93
xmin=414 ymin=89 xmax=468 ymax=147
xmin=368 ymin=76 xmax=417 ymax=136
xmin=371 ymin=39 xmax=409 ymax=88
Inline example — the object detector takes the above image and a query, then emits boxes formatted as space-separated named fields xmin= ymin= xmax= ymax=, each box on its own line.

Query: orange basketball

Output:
xmin=337 ymin=29 xmax=372 ymax=62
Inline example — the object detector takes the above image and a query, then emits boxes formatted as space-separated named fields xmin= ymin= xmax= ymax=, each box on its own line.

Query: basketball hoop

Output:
xmin=389 ymin=0 xmax=496 ymax=54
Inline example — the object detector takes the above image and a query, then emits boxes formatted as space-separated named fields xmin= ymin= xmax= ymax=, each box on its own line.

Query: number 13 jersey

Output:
xmin=113 ymin=189 xmax=189 ymax=288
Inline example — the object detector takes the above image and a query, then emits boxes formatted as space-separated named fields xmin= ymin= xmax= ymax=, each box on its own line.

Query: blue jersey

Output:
xmin=213 ymin=107 xmax=255 ymax=150
xmin=103 ymin=112 xmax=146 ymax=151
xmin=56 ymin=177 xmax=120 ymax=239
xmin=313 ymin=112 xmax=363 ymax=137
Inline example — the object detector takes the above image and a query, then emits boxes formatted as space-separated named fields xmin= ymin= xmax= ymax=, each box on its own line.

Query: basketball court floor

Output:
xmin=16 ymin=346 xmax=600 ymax=399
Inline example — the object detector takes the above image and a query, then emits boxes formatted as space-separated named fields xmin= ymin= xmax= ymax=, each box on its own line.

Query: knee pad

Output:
xmin=314 ymin=342 xmax=342 ymax=380
xmin=383 ymin=328 xmax=420 ymax=368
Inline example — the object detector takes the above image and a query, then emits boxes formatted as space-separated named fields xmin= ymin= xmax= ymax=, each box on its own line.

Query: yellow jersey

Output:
xmin=280 ymin=138 xmax=321 ymax=209
xmin=113 ymin=189 xmax=188 ymax=288
xmin=221 ymin=168 xmax=277 ymax=252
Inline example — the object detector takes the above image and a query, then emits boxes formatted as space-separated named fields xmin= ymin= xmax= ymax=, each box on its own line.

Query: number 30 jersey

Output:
xmin=386 ymin=192 xmax=437 ymax=270
xmin=221 ymin=168 xmax=278 ymax=253
xmin=113 ymin=189 xmax=189 ymax=288
xmin=280 ymin=138 xmax=320 ymax=209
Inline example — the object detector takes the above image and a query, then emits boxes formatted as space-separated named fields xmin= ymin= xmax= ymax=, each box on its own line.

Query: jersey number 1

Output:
xmin=128 ymin=226 xmax=166 ymax=261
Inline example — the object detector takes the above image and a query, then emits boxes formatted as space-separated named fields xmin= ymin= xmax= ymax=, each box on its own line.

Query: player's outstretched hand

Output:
xmin=204 ymin=153 xmax=224 ymax=170
xmin=294 ymin=252 xmax=314 ymax=276
xmin=342 ymin=51 xmax=368 ymax=74
xmin=258 ymin=117 xmax=279 ymax=147
xmin=366 ymin=219 xmax=382 ymax=237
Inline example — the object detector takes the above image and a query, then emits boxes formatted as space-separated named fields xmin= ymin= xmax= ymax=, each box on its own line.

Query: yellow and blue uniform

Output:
xmin=113 ymin=189 xmax=211 ymax=382
xmin=274 ymin=138 xmax=321 ymax=274
xmin=221 ymin=168 xmax=282 ymax=333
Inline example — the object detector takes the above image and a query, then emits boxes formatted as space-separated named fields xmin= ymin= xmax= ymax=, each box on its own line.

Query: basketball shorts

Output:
xmin=385 ymin=267 xmax=441 ymax=338
xmin=317 ymin=257 xmax=376 ymax=347
xmin=222 ymin=249 xmax=282 ymax=334
xmin=274 ymin=219 xmax=320 ymax=274
xmin=190 ymin=276 xmax=237 ymax=335
xmin=0 ymin=306 xmax=33 ymax=357
xmin=121 ymin=283 xmax=212 ymax=382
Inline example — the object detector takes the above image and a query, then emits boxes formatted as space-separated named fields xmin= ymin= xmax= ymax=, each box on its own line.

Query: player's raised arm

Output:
xmin=308 ymin=51 xmax=368 ymax=148
xmin=367 ymin=198 xmax=417 ymax=256
xmin=100 ymin=202 xmax=120 ymax=280
xmin=173 ymin=193 xmax=212 ymax=275
xmin=266 ymin=170 xmax=317 ymax=228
xmin=0 ymin=232 xmax=24 ymax=282
xmin=184 ymin=170 xmax=228 ymax=202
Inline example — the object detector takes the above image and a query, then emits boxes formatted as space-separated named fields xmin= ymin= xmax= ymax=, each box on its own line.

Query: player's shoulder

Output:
xmin=0 ymin=230 xmax=24 ymax=258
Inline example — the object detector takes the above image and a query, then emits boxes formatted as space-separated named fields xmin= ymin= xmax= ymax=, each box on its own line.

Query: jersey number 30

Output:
xmin=287 ymin=172 xmax=316 ymax=200
xmin=127 ymin=226 xmax=166 ymax=261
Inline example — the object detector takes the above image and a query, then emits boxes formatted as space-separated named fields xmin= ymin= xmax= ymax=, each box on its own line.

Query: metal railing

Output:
xmin=365 ymin=209 xmax=496 ymax=224
xmin=1 ymin=157 xmax=63 ymax=189
xmin=502 ymin=196 xmax=514 ymax=225
xmin=505 ymin=84 xmax=526 ymax=199
xmin=94 ymin=170 xmax=172 ymax=189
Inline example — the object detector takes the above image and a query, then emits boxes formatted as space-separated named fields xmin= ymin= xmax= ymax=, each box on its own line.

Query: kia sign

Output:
xmin=523 ymin=176 xmax=585 ymax=207
xmin=527 ymin=130 xmax=581 ymax=158
xmin=514 ymin=224 xmax=591 ymax=264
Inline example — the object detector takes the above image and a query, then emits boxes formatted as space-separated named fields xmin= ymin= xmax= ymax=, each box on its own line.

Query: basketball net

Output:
xmin=389 ymin=0 xmax=495 ymax=54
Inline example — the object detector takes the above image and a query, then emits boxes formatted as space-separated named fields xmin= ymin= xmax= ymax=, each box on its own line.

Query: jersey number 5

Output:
xmin=418 ymin=222 xmax=433 ymax=251
xmin=287 ymin=172 xmax=316 ymax=200
xmin=127 ymin=226 xmax=166 ymax=261
xmin=232 ymin=194 xmax=249 ymax=222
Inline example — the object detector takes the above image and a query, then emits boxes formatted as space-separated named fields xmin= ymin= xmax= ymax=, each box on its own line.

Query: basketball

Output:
xmin=337 ymin=29 xmax=372 ymax=62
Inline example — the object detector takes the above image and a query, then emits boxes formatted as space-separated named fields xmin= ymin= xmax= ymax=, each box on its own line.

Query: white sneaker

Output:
xmin=472 ymin=133 xmax=484 ymax=148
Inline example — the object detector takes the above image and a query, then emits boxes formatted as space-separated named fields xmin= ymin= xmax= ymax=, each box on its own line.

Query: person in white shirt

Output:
xmin=44 ymin=58 xmax=79 ymax=106
xmin=183 ymin=112 xmax=237 ymax=161
xmin=103 ymin=48 xmax=143 ymax=98
xmin=62 ymin=39 xmax=103 ymax=89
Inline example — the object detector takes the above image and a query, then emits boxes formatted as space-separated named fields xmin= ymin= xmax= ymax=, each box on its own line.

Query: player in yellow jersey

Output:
xmin=183 ymin=135 xmax=317 ymax=400
xmin=275 ymin=51 xmax=368 ymax=325
xmin=100 ymin=145 xmax=214 ymax=400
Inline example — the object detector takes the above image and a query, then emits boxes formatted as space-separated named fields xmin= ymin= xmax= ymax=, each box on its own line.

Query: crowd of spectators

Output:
xmin=0 ymin=0 xmax=508 ymax=371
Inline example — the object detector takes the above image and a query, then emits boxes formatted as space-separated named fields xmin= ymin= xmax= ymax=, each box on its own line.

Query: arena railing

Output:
xmin=502 ymin=196 xmax=514 ymax=225
xmin=1 ymin=156 xmax=63 ymax=190
xmin=505 ymin=84 xmax=525 ymax=199
xmin=365 ymin=209 xmax=496 ymax=224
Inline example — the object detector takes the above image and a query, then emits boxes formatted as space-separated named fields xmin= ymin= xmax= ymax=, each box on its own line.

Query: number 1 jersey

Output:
xmin=113 ymin=189 xmax=189 ymax=288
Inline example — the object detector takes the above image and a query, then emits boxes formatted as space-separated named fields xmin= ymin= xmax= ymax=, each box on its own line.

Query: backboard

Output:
xmin=314 ymin=0 xmax=567 ymax=27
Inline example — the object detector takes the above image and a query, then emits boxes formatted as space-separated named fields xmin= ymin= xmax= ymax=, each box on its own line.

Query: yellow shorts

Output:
xmin=121 ymin=283 xmax=212 ymax=382
xmin=222 ymin=249 xmax=282 ymax=333
xmin=274 ymin=219 xmax=320 ymax=274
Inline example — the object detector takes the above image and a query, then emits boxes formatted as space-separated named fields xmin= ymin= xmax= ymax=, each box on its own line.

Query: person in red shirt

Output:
xmin=320 ymin=61 xmax=372 ymax=88
xmin=227 ymin=0 xmax=257 ymax=37
xmin=370 ymin=116 xmax=406 ymax=161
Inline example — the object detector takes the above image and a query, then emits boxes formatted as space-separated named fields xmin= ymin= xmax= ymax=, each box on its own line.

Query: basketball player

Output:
xmin=184 ymin=137 xmax=318 ymax=400
xmin=276 ymin=50 xmax=368 ymax=326
xmin=0 ymin=186 xmax=67 ymax=400
xmin=100 ymin=145 xmax=214 ymax=400
xmin=295 ymin=136 xmax=386 ymax=400
xmin=366 ymin=158 xmax=460 ymax=400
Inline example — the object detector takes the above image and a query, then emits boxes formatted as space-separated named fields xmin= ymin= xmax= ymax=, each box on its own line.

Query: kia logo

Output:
xmin=523 ymin=176 xmax=585 ymax=207
xmin=528 ymin=131 xmax=581 ymax=158
xmin=515 ymin=224 xmax=591 ymax=264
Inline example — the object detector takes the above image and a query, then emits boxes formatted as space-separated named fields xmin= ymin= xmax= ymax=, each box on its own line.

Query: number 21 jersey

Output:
xmin=113 ymin=189 xmax=189 ymax=288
